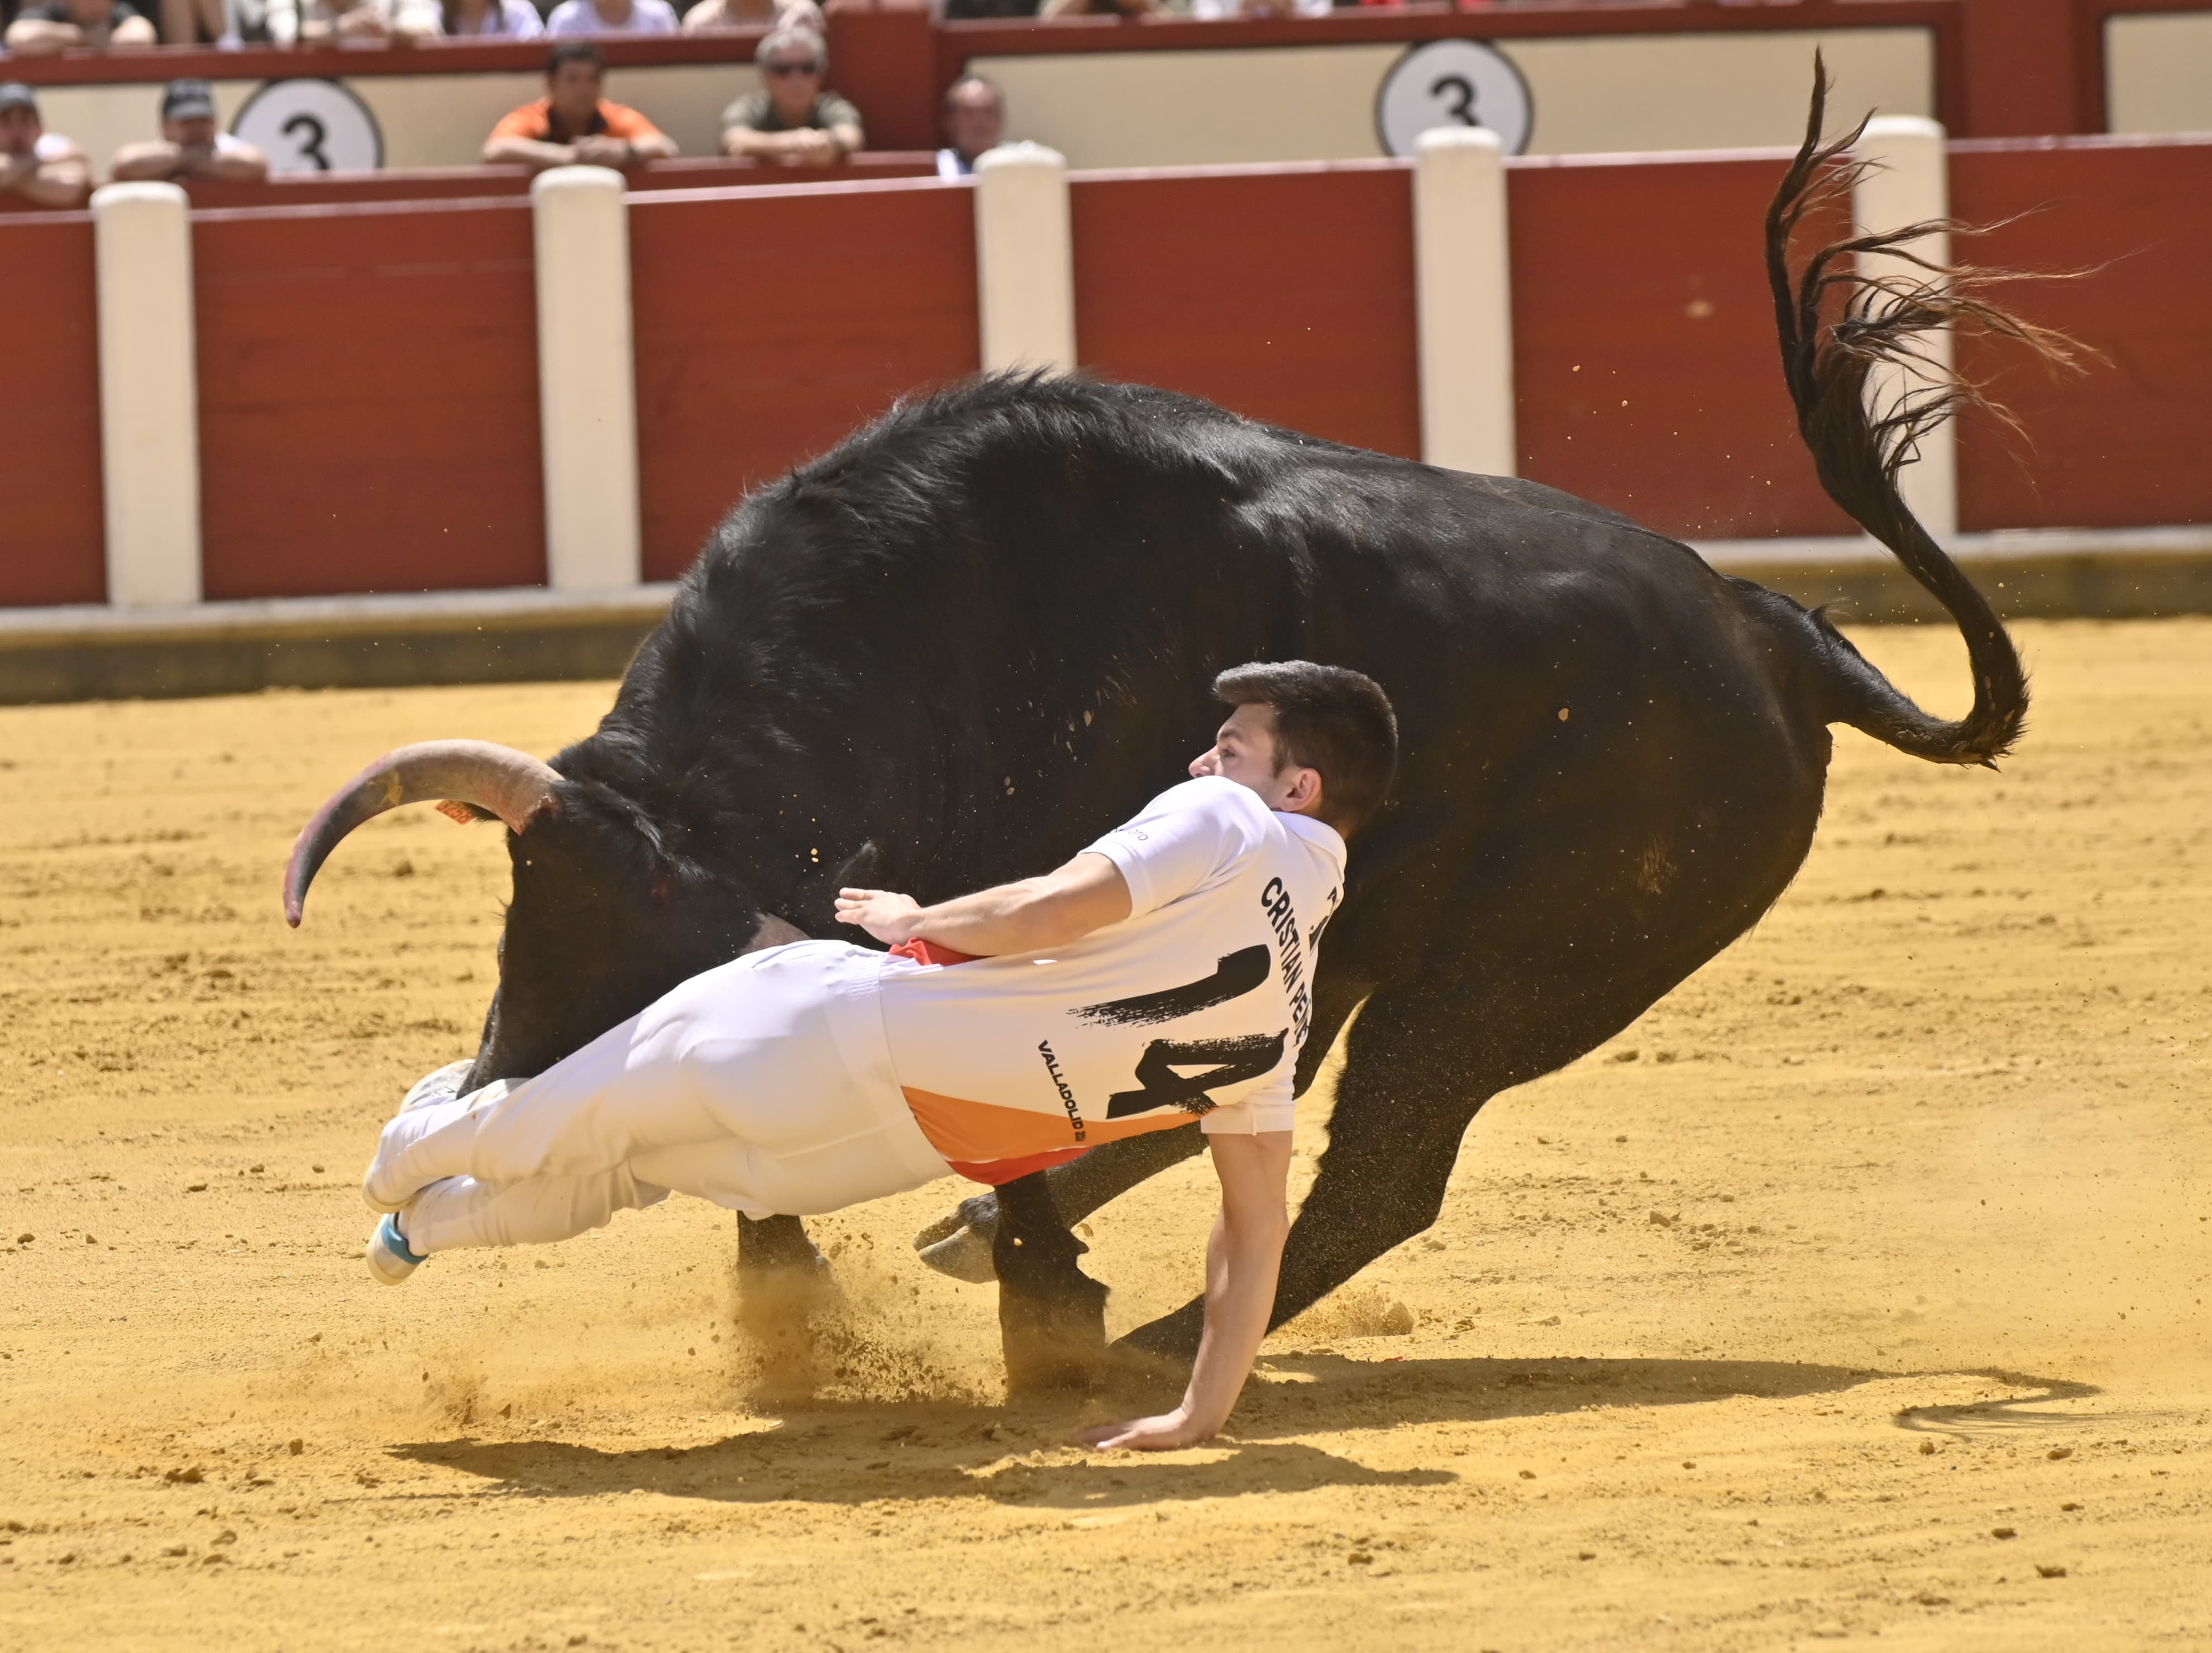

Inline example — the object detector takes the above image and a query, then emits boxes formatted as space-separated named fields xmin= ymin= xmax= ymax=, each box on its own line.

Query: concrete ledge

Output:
xmin=1 ymin=528 xmax=2208 ymax=704
xmin=0 ymin=586 xmax=677 ymax=704
xmin=1693 ymin=527 xmax=2212 ymax=623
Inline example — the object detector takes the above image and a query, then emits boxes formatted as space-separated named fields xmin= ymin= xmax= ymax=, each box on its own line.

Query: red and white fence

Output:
xmin=3 ymin=128 xmax=2208 ymax=614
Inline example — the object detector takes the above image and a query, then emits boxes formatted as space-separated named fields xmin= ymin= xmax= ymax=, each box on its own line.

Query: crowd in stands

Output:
xmin=0 ymin=0 xmax=1344 ymax=50
xmin=0 ymin=39 xmax=1007 ymax=205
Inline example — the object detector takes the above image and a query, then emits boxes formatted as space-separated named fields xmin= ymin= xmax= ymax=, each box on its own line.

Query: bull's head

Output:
xmin=284 ymin=740 xmax=802 ymax=1087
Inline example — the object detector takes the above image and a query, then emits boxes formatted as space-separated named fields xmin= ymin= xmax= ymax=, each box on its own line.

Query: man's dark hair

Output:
xmin=547 ymin=40 xmax=605 ymax=77
xmin=1213 ymin=660 xmax=1398 ymax=837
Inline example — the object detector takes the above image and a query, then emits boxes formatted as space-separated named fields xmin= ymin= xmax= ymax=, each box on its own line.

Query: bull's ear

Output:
xmin=436 ymin=800 xmax=500 ymax=825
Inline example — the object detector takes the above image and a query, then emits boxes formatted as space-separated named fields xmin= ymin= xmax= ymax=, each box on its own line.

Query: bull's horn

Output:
xmin=284 ymin=740 xmax=560 ymax=927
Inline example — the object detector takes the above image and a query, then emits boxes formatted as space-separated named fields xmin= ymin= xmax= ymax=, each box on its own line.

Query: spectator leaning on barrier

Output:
xmin=0 ymin=83 xmax=89 ymax=209
xmin=484 ymin=40 xmax=678 ymax=173
xmin=720 ymin=25 xmax=863 ymax=165
xmin=1188 ymin=0 xmax=1330 ymax=16
xmin=3 ymin=0 xmax=157 ymax=54
xmin=443 ymin=0 xmax=542 ymax=35
xmin=544 ymin=0 xmax=675 ymax=37
xmin=1034 ymin=0 xmax=1159 ymax=20
xmin=940 ymin=0 xmax=1042 ymax=18
xmin=299 ymin=0 xmax=439 ymax=40
xmin=157 ymin=0 xmax=291 ymax=48
xmin=680 ymin=0 xmax=815 ymax=34
xmin=935 ymin=74 xmax=1002 ymax=179
xmin=111 ymin=79 xmax=270 ymax=184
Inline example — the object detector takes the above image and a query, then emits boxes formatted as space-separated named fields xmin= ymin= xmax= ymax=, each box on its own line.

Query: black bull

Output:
xmin=285 ymin=83 xmax=2043 ymax=1388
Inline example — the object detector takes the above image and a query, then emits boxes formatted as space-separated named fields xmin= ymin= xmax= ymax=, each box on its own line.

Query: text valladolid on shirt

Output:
xmin=877 ymin=776 xmax=1344 ymax=1167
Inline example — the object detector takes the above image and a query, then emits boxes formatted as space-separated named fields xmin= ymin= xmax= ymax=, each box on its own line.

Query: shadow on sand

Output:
xmin=391 ymin=1352 xmax=2096 ymax=1508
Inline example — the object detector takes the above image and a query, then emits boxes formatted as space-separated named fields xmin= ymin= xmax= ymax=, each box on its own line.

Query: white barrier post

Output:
xmin=532 ymin=166 xmax=642 ymax=590
xmin=1853 ymin=115 xmax=1956 ymax=538
xmin=1414 ymin=126 xmax=1516 ymax=477
xmin=973 ymin=142 xmax=1075 ymax=373
xmin=93 ymin=182 xmax=201 ymax=608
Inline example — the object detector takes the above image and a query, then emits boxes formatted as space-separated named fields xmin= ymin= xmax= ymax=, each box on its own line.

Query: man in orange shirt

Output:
xmin=484 ymin=41 xmax=678 ymax=174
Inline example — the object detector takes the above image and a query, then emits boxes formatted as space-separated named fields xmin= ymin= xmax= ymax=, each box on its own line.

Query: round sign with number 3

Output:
xmin=231 ymin=79 xmax=385 ymax=175
xmin=1375 ymin=39 xmax=1533 ymax=159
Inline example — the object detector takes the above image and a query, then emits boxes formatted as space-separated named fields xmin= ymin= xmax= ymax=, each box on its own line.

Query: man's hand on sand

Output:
xmin=1077 ymin=1407 xmax=1215 ymax=1452
xmin=836 ymin=887 xmax=923 ymax=944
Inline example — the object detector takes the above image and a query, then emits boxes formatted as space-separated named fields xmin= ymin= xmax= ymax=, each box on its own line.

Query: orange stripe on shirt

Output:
xmin=900 ymin=1086 xmax=1196 ymax=1165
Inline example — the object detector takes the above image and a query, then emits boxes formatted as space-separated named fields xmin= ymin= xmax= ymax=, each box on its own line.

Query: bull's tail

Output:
xmin=1767 ymin=58 xmax=2079 ymax=767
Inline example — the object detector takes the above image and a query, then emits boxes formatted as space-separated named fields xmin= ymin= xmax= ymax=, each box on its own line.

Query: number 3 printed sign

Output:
xmin=1375 ymin=40 xmax=1533 ymax=159
xmin=232 ymin=79 xmax=385 ymax=174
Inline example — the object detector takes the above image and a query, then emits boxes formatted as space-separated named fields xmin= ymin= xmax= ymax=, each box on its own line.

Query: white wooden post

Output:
xmin=93 ymin=182 xmax=201 ymax=608
xmin=1414 ymin=126 xmax=1517 ymax=477
xmin=531 ymin=166 xmax=642 ymax=590
xmin=1853 ymin=115 xmax=1956 ymax=538
xmin=973 ymin=142 xmax=1075 ymax=373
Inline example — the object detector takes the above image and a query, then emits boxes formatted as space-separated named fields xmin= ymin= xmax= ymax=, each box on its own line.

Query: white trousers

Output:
xmin=370 ymin=940 xmax=948 ymax=1255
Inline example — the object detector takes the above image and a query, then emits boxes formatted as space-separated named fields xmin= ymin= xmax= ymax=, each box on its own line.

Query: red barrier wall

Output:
xmin=192 ymin=199 xmax=545 ymax=599
xmin=0 ymin=216 xmax=105 ymax=607
xmin=1507 ymin=151 xmax=1855 ymax=541
xmin=629 ymin=179 xmax=982 ymax=582
xmin=1070 ymin=163 xmax=1421 ymax=461
xmin=1951 ymin=136 xmax=2212 ymax=531
xmin=157 ymin=155 xmax=942 ymax=212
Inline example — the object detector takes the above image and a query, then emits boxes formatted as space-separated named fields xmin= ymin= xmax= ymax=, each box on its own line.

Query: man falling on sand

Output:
xmin=361 ymin=661 xmax=1397 ymax=1450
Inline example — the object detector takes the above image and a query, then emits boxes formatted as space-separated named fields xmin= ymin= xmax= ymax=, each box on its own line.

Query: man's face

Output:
xmin=547 ymin=61 xmax=603 ymax=123
xmin=1189 ymin=703 xmax=1320 ymax=815
xmin=68 ymin=0 xmax=116 ymax=25
xmin=0 ymin=107 xmax=40 ymax=159
xmin=944 ymin=83 xmax=1001 ymax=159
xmin=762 ymin=51 xmax=821 ymax=121
xmin=164 ymin=114 xmax=217 ymax=149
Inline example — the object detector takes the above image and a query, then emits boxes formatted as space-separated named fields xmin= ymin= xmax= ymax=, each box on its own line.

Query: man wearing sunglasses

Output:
xmin=719 ymin=24 xmax=865 ymax=166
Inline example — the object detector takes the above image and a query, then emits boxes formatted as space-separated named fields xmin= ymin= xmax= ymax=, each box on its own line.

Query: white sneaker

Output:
xmin=366 ymin=1213 xmax=426 ymax=1286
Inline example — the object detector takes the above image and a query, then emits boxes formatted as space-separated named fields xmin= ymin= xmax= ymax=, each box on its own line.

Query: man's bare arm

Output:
xmin=1081 ymin=1129 xmax=1293 ymax=1450
xmin=2 ymin=17 xmax=82 ymax=51
xmin=187 ymin=141 xmax=266 ymax=182
xmin=2 ymin=147 xmax=89 ymax=207
xmin=483 ymin=135 xmax=577 ymax=171
xmin=835 ymin=852 xmax=1132 ymax=957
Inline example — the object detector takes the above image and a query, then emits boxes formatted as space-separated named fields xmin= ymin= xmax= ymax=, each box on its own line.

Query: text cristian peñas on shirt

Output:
xmin=876 ymin=775 xmax=1345 ymax=1176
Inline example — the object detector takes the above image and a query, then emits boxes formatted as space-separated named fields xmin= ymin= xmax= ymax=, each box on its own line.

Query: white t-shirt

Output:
xmin=546 ymin=0 xmax=675 ymax=32
xmin=877 ymin=776 xmax=1345 ymax=1168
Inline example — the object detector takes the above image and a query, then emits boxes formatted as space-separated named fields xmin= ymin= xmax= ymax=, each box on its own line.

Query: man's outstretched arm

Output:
xmin=836 ymin=852 xmax=1131 ymax=957
xmin=1080 ymin=1128 xmax=1292 ymax=1450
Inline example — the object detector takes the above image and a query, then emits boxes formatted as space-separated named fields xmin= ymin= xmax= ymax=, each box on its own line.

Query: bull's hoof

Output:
xmin=915 ymin=1224 xmax=997 ymax=1284
xmin=999 ymin=1272 xmax=1110 ymax=1397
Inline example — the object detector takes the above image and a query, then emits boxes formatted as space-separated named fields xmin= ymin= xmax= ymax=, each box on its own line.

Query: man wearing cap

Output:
xmin=0 ymin=85 xmax=90 ymax=210
xmin=112 ymin=80 xmax=269 ymax=184
xmin=3 ymin=0 xmax=155 ymax=52
xmin=484 ymin=41 xmax=678 ymax=174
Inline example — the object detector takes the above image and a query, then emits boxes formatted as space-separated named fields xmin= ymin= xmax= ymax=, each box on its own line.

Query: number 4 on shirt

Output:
xmin=1072 ymin=945 xmax=1285 ymax=1120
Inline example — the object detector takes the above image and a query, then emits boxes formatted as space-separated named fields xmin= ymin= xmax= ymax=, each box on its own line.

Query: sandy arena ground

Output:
xmin=1 ymin=617 xmax=2208 ymax=1651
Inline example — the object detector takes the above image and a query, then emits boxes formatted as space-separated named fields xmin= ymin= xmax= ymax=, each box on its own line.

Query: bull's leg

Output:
xmin=912 ymin=1130 xmax=1207 ymax=1280
xmin=1116 ymin=981 xmax=1494 ymax=1363
xmin=737 ymin=1211 xmax=827 ymax=1275
xmin=991 ymin=1173 xmax=1109 ymax=1395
